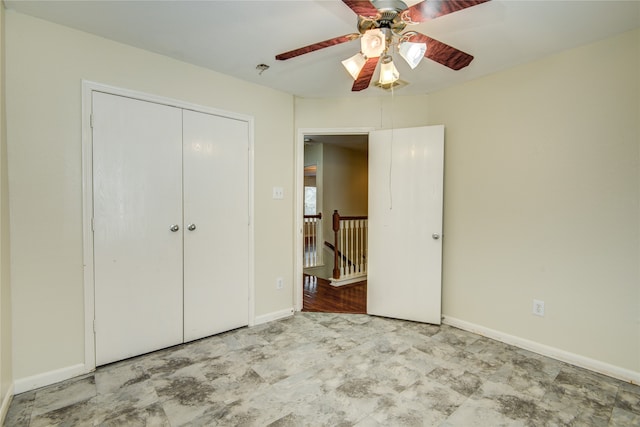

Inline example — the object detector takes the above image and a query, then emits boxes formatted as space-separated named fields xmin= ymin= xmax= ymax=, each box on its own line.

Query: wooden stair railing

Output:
xmin=324 ymin=241 xmax=356 ymax=269
xmin=303 ymin=213 xmax=323 ymax=267
xmin=332 ymin=210 xmax=368 ymax=281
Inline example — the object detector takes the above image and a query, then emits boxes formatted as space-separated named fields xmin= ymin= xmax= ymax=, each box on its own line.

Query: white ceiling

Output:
xmin=5 ymin=0 xmax=640 ymax=98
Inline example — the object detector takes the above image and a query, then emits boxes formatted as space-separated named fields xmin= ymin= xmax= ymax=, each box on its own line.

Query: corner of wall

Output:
xmin=0 ymin=383 xmax=13 ymax=424
xmin=0 ymin=1 xmax=15 ymax=422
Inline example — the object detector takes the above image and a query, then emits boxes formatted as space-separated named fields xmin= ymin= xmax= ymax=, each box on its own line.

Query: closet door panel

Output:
xmin=93 ymin=92 xmax=184 ymax=366
xmin=183 ymin=110 xmax=249 ymax=342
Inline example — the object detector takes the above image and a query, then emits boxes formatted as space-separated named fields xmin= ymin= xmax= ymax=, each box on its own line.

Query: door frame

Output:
xmin=81 ymin=80 xmax=256 ymax=372
xmin=294 ymin=127 xmax=373 ymax=311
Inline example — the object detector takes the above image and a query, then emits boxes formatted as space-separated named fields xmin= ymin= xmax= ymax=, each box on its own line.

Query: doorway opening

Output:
xmin=300 ymin=133 xmax=368 ymax=313
xmin=296 ymin=125 xmax=444 ymax=325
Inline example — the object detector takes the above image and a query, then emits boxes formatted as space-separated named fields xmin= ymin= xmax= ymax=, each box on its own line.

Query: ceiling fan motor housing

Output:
xmin=359 ymin=0 xmax=409 ymax=35
xmin=372 ymin=0 xmax=408 ymax=13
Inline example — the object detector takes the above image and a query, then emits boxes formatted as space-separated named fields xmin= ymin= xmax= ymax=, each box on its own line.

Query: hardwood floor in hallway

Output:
xmin=302 ymin=274 xmax=366 ymax=314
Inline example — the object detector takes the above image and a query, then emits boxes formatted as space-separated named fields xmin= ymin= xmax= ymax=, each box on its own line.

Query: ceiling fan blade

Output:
xmin=408 ymin=33 xmax=474 ymax=70
xmin=352 ymin=57 xmax=380 ymax=91
xmin=276 ymin=33 xmax=360 ymax=61
xmin=403 ymin=0 xmax=489 ymax=23
xmin=342 ymin=0 xmax=379 ymax=18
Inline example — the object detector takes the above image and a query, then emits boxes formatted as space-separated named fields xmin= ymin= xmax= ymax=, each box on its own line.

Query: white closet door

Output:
xmin=93 ymin=92 xmax=184 ymax=366
xmin=367 ymin=125 xmax=444 ymax=324
xmin=182 ymin=110 xmax=249 ymax=342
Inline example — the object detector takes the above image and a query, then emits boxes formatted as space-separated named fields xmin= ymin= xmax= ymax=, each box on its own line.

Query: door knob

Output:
xmin=432 ymin=233 xmax=440 ymax=240
xmin=170 ymin=225 xmax=180 ymax=232
xmin=187 ymin=223 xmax=196 ymax=231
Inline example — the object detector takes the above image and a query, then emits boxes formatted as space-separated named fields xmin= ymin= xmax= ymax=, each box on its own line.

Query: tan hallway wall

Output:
xmin=322 ymin=143 xmax=368 ymax=270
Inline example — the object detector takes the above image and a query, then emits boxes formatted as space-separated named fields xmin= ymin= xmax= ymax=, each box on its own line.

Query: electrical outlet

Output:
xmin=533 ymin=299 xmax=545 ymax=317
xmin=276 ymin=277 xmax=284 ymax=290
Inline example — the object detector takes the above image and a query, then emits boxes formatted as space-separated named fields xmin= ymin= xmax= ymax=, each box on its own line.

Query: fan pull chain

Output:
xmin=388 ymin=84 xmax=395 ymax=211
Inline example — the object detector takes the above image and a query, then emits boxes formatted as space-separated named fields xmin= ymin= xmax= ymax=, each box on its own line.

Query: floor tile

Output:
xmin=5 ymin=312 xmax=640 ymax=426
xmin=31 ymin=375 xmax=97 ymax=418
xmin=609 ymin=407 xmax=640 ymax=426
xmin=4 ymin=391 xmax=36 ymax=427
xmin=615 ymin=388 xmax=640 ymax=415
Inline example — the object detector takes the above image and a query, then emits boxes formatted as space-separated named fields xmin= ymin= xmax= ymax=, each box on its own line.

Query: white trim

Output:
xmin=330 ymin=275 xmax=367 ymax=287
xmin=253 ymin=308 xmax=295 ymax=326
xmin=14 ymin=364 xmax=86 ymax=394
xmin=443 ymin=315 xmax=640 ymax=385
xmin=0 ymin=383 xmax=14 ymax=424
xmin=247 ymin=117 xmax=256 ymax=327
xmin=81 ymin=80 xmax=256 ymax=367
xmin=83 ymin=81 xmax=253 ymax=123
xmin=81 ymin=81 xmax=96 ymax=374
xmin=294 ymin=127 xmax=374 ymax=312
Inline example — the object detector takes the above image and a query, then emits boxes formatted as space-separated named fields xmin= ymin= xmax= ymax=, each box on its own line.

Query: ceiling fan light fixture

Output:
xmin=379 ymin=55 xmax=399 ymax=85
xmin=399 ymin=41 xmax=427 ymax=69
xmin=341 ymin=52 xmax=367 ymax=80
xmin=361 ymin=29 xmax=386 ymax=58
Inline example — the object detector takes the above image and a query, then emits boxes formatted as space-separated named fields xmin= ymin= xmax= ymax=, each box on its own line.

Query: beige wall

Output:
xmin=295 ymin=94 xmax=431 ymax=131
xmin=432 ymin=29 xmax=639 ymax=373
xmin=6 ymin=11 xmax=294 ymax=381
xmin=0 ymin=2 xmax=13 ymax=411
xmin=323 ymin=144 xmax=368 ymax=219
xmin=295 ymin=29 xmax=640 ymax=373
xmin=322 ymin=144 xmax=368 ymax=254
xmin=4 ymin=8 xmax=639 ymax=389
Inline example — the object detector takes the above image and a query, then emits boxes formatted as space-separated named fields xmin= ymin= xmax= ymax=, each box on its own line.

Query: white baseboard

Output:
xmin=14 ymin=363 xmax=90 ymax=394
xmin=442 ymin=316 xmax=640 ymax=385
xmin=253 ymin=308 xmax=295 ymax=326
xmin=330 ymin=275 xmax=367 ymax=287
xmin=0 ymin=382 xmax=14 ymax=424
xmin=14 ymin=309 xmax=292 ymax=394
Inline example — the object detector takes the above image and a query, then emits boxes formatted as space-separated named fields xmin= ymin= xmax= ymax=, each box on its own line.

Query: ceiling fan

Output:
xmin=275 ymin=0 xmax=489 ymax=91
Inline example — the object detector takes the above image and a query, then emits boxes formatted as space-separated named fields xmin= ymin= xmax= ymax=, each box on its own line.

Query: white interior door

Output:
xmin=367 ymin=125 xmax=444 ymax=324
xmin=182 ymin=110 xmax=249 ymax=342
xmin=93 ymin=92 xmax=184 ymax=365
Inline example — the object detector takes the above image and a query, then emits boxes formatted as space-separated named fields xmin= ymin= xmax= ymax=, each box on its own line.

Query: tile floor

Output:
xmin=5 ymin=312 xmax=640 ymax=426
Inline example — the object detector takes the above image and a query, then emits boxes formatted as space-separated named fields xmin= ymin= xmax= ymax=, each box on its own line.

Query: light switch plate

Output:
xmin=533 ymin=299 xmax=545 ymax=317
xmin=272 ymin=187 xmax=284 ymax=199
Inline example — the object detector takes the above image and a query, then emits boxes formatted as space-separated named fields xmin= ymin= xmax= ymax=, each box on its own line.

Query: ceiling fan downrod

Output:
xmin=371 ymin=0 xmax=408 ymax=13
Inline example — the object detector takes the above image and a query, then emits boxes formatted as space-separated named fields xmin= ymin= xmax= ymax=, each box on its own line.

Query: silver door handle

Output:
xmin=432 ymin=233 xmax=440 ymax=240
xmin=170 ymin=224 xmax=180 ymax=232
xmin=187 ymin=223 xmax=196 ymax=231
